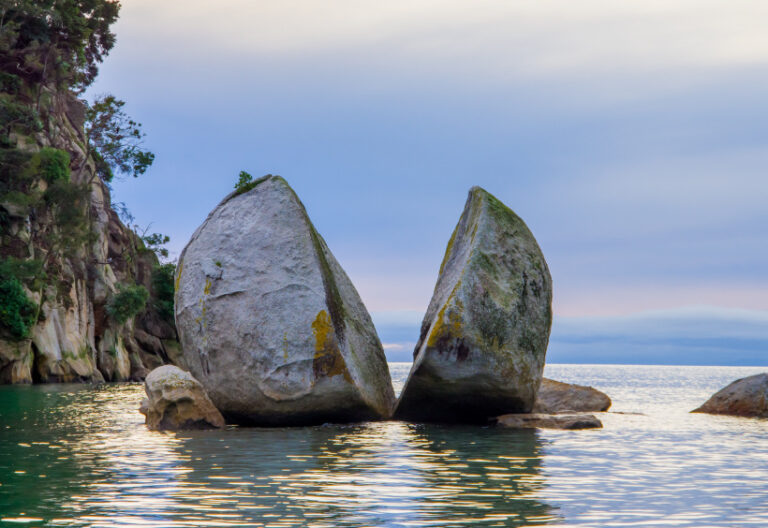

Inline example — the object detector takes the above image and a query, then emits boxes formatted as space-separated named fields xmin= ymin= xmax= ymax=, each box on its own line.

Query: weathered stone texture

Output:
xmin=533 ymin=378 xmax=611 ymax=413
xmin=395 ymin=186 xmax=552 ymax=423
xmin=692 ymin=373 xmax=768 ymax=418
xmin=496 ymin=412 xmax=603 ymax=430
xmin=175 ymin=176 xmax=394 ymax=425
xmin=140 ymin=365 xmax=225 ymax=430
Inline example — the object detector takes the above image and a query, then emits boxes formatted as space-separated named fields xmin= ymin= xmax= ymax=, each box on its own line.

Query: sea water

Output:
xmin=0 ymin=364 xmax=766 ymax=527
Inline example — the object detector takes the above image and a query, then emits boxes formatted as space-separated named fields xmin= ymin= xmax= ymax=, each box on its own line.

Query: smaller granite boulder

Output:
xmin=533 ymin=378 xmax=611 ymax=413
xmin=496 ymin=413 xmax=602 ymax=430
xmin=394 ymin=186 xmax=552 ymax=423
xmin=691 ymin=373 xmax=768 ymax=418
xmin=140 ymin=365 xmax=225 ymax=430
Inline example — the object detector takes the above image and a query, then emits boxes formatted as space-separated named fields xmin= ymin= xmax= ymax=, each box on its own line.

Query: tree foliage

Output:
xmin=0 ymin=276 xmax=37 ymax=340
xmin=106 ymin=283 xmax=148 ymax=325
xmin=84 ymin=94 xmax=154 ymax=182
xmin=151 ymin=263 xmax=175 ymax=324
xmin=141 ymin=232 xmax=170 ymax=258
xmin=0 ymin=0 xmax=120 ymax=91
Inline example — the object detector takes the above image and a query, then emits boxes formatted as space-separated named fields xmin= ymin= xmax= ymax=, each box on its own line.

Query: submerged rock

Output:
xmin=175 ymin=175 xmax=395 ymax=425
xmin=533 ymin=378 xmax=611 ymax=413
xmin=395 ymin=186 xmax=552 ymax=423
xmin=496 ymin=412 xmax=602 ymax=430
xmin=691 ymin=373 xmax=768 ymax=418
xmin=140 ymin=365 xmax=225 ymax=430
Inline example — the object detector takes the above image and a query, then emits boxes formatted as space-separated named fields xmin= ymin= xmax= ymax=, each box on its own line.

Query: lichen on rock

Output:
xmin=175 ymin=175 xmax=394 ymax=425
xmin=395 ymin=186 xmax=553 ymax=423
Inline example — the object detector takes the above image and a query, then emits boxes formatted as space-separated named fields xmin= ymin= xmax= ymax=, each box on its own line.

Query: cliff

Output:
xmin=0 ymin=89 xmax=180 ymax=384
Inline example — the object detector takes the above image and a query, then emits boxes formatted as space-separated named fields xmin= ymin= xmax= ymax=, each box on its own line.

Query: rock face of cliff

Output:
xmin=175 ymin=176 xmax=395 ymax=425
xmin=0 ymin=91 xmax=177 ymax=384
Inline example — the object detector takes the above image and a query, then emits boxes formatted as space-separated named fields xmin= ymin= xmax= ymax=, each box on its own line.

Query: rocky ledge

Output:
xmin=495 ymin=412 xmax=603 ymax=430
xmin=534 ymin=378 xmax=611 ymax=413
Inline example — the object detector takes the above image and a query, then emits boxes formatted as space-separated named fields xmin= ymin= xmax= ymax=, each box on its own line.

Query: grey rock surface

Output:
xmin=175 ymin=176 xmax=395 ymax=425
xmin=395 ymin=186 xmax=552 ymax=423
xmin=496 ymin=412 xmax=602 ymax=430
xmin=691 ymin=373 xmax=768 ymax=417
xmin=140 ymin=365 xmax=225 ymax=430
xmin=533 ymin=378 xmax=611 ymax=413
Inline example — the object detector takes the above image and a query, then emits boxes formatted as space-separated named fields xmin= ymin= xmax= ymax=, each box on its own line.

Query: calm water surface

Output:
xmin=1 ymin=364 xmax=767 ymax=527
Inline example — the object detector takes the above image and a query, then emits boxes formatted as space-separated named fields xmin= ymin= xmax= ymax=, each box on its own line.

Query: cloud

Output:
xmin=96 ymin=1 xmax=768 ymax=318
xmin=549 ymin=306 xmax=768 ymax=365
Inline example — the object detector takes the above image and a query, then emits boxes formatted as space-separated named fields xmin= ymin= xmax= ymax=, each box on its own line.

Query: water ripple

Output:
xmin=0 ymin=364 xmax=767 ymax=527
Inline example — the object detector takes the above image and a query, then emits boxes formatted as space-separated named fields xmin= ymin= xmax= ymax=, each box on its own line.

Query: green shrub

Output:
xmin=151 ymin=263 xmax=175 ymax=324
xmin=107 ymin=284 xmax=149 ymax=325
xmin=37 ymin=148 xmax=71 ymax=183
xmin=43 ymin=180 xmax=93 ymax=257
xmin=0 ymin=277 xmax=37 ymax=340
xmin=234 ymin=171 xmax=271 ymax=195
xmin=0 ymin=257 xmax=45 ymax=290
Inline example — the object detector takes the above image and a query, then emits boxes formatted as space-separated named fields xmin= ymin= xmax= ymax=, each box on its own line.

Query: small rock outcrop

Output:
xmin=395 ymin=186 xmax=552 ymax=423
xmin=533 ymin=378 xmax=611 ymax=413
xmin=496 ymin=413 xmax=602 ymax=430
xmin=140 ymin=365 xmax=225 ymax=430
xmin=691 ymin=373 xmax=768 ymax=418
xmin=175 ymin=176 xmax=395 ymax=425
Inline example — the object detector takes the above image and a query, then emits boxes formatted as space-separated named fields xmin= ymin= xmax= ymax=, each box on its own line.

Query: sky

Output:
xmin=90 ymin=0 xmax=768 ymax=364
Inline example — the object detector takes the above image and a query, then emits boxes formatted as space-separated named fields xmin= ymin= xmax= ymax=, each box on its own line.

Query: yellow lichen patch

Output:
xmin=174 ymin=260 xmax=183 ymax=292
xmin=203 ymin=278 xmax=212 ymax=295
xmin=311 ymin=310 xmax=352 ymax=382
xmin=427 ymin=301 xmax=463 ymax=348
xmin=438 ymin=225 xmax=459 ymax=275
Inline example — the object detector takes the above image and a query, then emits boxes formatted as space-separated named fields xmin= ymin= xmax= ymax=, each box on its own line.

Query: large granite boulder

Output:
xmin=140 ymin=365 xmax=225 ymax=430
xmin=175 ymin=175 xmax=395 ymax=425
xmin=394 ymin=186 xmax=552 ymax=423
xmin=533 ymin=378 xmax=611 ymax=413
xmin=691 ymin=373 xmax=768 ymax=418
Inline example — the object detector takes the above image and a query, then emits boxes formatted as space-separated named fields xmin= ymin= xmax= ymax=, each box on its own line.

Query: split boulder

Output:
xmin=175 ymin=176 xmax=395 ymax=425
xmin=395 ymin=186 xmax=552 ymax=423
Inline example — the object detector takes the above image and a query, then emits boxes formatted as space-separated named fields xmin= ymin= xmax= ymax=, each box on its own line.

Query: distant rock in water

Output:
xmin=394 ymin=186 xmax=552 ymax=423
xmin=691 ymin=373 xmax=768 ymax=418
xmin=175 ymin=175 xmax=395 ymax=425
xmin=496 ymin=413 xmax=603 ymax=430
xmin=533 ymin=378 xmax=611 ymax=414
xmin=140 ymin=365 xmax=224 ymax=430
xmin=496 ymin=412 xmax=602 ymax=430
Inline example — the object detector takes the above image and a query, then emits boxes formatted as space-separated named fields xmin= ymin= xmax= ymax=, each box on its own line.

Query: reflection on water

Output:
xmin=0 ymin=383 xmax=556 ymax=527
xmin=1 ymin=365 xmax=768 ymax=527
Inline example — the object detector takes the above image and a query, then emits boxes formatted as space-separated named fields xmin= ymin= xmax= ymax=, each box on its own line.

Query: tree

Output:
xmin=106 ymin=283 xmax=148 ymax=325
xmin=83 ymin=94 xmax=155 ymax=183
xmin=0 ymin=0 xmax=120 ymax=92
